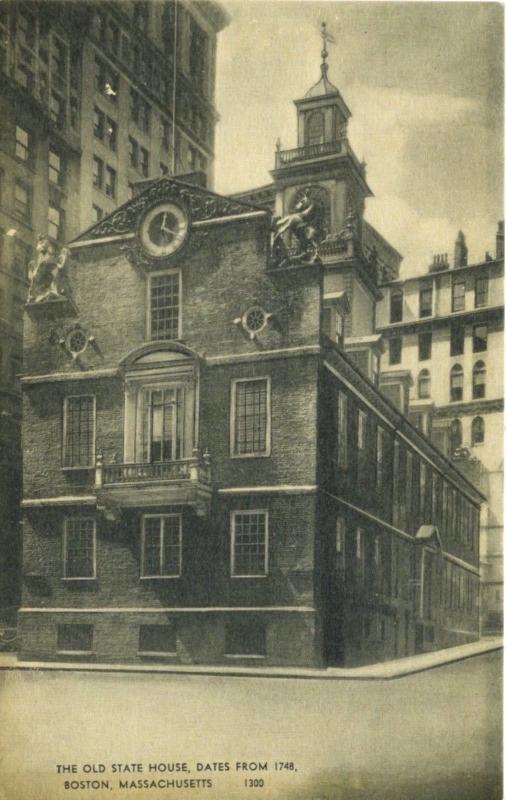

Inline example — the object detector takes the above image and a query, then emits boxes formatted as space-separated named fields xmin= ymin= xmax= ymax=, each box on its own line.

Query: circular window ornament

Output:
xmin=242 ymin=306 xmax=268 ymax=337
xmin=66 ymin=327 xmax=88 ymax=357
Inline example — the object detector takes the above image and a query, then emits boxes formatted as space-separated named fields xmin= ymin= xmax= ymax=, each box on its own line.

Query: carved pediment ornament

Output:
xmin=88 ymin=179 xmax=248 ymax=240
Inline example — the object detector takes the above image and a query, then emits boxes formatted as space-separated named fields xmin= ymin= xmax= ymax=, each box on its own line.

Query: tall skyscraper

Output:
xmin=0 ymin=0 xmax=229 ymax=624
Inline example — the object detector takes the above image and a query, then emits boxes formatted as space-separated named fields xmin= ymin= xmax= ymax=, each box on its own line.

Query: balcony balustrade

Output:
xmin=94 ymin=452 xmax=212 ymax=515
xmin=275 ymin=139 xmax=345 ymax=168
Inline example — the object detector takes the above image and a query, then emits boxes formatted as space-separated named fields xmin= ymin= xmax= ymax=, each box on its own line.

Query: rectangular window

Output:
xmin=189 ymin=19 xmax=208 ymax=90
xmin=50 ymin=92 xmax=65 ymax=127
xmin=63 ymin=395 xmax=95 ymax=468
xmin=376 ymin=427 xmax=385 ymax=490
xmin=418 ymin=332 xmax=432 ymax=361
xmin=231 ymin=510 xmax=268 ymax=577
xmin=406 ymin=451 xmax=413 ymax=520
xmin=15 ymin=125 xmax=30 ymax=161
xmin=64 ymin=517 xmax=96 ymax=579
xmin=335 ymin=515 xmax=345 ymax=572
xmin=49 ymin=148 xmax=62 ymax=185
xmin=390 ymin=289 xmax=403 ymax=323
xmin=92 ymin=204 xmax=103 ymax=223
xmin=106 ymin=117 xmax=117 ymax=151
xmin=389 ymin=337 xmax=402 ymax=365
xmin=129 ymin=136 xmax=139 ymax=168
xmin=48 ymin=204 xmax=63 ymax=240
xmin=139 ymin=386 xmax=183 ymax=463
xmin=140 ymin=147 xmax=149 ymax=177
xmin=13 ymin=240 xmax=31 ymax=279
xmin=450 ymin=324 xmax=465 ymax=356
xmin=472 ymin=324 xmax=487 ymax=353
xmin=452 ymin=281 xmax=465 ymax=312
xmin=355 ymin=528 xmax=364 ymax=582
xmin=419 ymin=284 xmax=433 ymax=317
xmin=232 ymin=378 xmax=270 ymax=457
xmin=358 ymin=409 xmax=367 ymax=451
xmin=141 ymin=514 xmax=182 ymax=578
xmin=57 ymin=624 xmax=93 ymax=653
xmin=225 ymin=619 xmax=266 ymax=657
xmin=149 ymin=271 xmax=180 ymax=341
xmin=105 ymin=165 xmax=116 ymax=198
xmin=93 ymin=106 xmax=104 ymax=139
xmin=14 ymin=181 xmax=30 ymax=220
xmin=92 ymin=155 xmax=103 ymax=188
xmin=139 ymin=624 xmax=176 ymax=654
xmin=337 ymin=391 xmax=348 ymax=468
xmin=475 ymin=275 xmax=488 ymax=308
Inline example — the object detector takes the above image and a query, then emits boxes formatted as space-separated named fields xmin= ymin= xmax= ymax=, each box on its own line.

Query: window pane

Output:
xmin=390 ymin=289 xmax=403 ymax=322
xmin=450 ymin=324 xmax=464 ymax=356
xmin=139 ymin=624 xmax=176 ymax=653
xmin=452 ymin=282 xmax=465 ymax=312
xmin=57 ymin=624 xmax=93 ymax=651
xmin=162 ymin=515 xmax=181 ymax=576
xmin=65 ymin=518 xmax=95 ymax=578
xmin=143 ymin=516 xmax=162 ymax=575
xmin=225 ymin=619 xmax=266 ymax=656
xmin=232 ymin=512 xmax=267 ymax=576
xmin=472 ymin=324 xmax=487 ymax=353
xmin=389 ymin=337 xmax=402 ymax=364
xmin=64 ymin=396 xmax=95 ymax=467
xmin=150 ymin=273 xmax=180 ymax=340
xmin=234 ymin=379 xmax=268 ymax=455
xmin=475 ymin=276 xmax=488 ymax=308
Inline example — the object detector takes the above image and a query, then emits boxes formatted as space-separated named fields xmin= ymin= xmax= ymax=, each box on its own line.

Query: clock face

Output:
xmin=140 ymin=203 xmax=189 ymax=258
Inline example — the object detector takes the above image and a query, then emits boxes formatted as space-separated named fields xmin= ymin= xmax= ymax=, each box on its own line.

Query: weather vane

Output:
xmin=320 ymin=21 xmax=336 ymax=75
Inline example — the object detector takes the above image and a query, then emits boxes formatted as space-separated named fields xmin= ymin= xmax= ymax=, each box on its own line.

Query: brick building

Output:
xmin=0 ymin=0 xmax=228 ymax=623
xmin=377 ymin=228 xmax=504 ymax=633
xmin=18 ymin=162 xmax=483 ymax=665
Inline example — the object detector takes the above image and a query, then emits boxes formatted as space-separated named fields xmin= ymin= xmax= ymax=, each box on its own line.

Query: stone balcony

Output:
xmin=94 ymin=452 xmax=212 ymax=516
xmin=274 ymin=138 xmax=347 ymax=168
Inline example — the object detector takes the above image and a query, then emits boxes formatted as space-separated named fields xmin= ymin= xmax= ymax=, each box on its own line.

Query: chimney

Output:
xmin=454 ymin=230 xmax=468 ymax=268
xmin=496 ymin=220 xmax=504 ymax=260
xmin=429 ymin=253 xmax=449 ymax=273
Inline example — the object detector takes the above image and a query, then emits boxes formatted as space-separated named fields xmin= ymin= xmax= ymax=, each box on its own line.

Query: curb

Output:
xmin=0 ymin=640 xmax=502 ymax=681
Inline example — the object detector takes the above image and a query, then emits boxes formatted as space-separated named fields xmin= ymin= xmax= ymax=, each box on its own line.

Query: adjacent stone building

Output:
xmin=377 ymin=228 xmax=504 ymax=633
xmin=18 ymin=51 xmax=483 ymax=667
xmin=0 ymin=0 xmax=228 ymax=624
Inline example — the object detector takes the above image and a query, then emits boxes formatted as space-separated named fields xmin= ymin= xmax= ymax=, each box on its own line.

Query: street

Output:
xmin=0 ymin=651 xmax=501 ymax=800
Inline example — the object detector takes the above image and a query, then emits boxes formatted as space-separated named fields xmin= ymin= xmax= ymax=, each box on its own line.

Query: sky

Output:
xmin=213 ymin=1 xmax=503 ymax=277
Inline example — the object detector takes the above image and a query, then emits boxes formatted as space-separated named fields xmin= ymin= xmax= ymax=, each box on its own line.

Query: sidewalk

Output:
xmin=0 ymin=636 xmax=501 ymax=680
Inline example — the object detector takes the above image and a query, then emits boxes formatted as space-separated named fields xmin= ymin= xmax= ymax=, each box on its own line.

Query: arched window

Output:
xmin=472 ymin=361 xmax=486 ymax=399
xmin=305 ymin=111 xmax=324 ymax=146
xmin=418 ymin=369 xmax=431 ymax=399
xmin=450 ymin=364 xmax=463 ymax=402
xmin=450 ymin=418 xmax=462 ymax=453
xmin=471 ymin=416 xmax=485 ymax=445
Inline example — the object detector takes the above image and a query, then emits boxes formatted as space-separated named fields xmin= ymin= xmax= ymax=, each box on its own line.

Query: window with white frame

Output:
xmin=139 ymin=386 xmax=184 ymax=462
xmin=63 ymin=395 xmax=95 ymax=467
xmin=231 ymin=378 xmax=270 ymax=457
xmin=231 ymin=510 xmax=268 ymax=577
xmin=149 ymin=271 xmax=181 ymax=341
xmin=141 ymin=514 xmax=182 ymax=577
xmin=64 ymin=517 xmax=96 ymax=578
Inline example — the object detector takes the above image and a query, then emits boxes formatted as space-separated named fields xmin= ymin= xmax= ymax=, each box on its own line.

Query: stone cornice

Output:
xmin=323 ymin=343 xmax=485 ymax=503
xmin=433 ymin=398 xmax=504 ymax=417
xmin=378 ymin=305 xmax=504 ymax=335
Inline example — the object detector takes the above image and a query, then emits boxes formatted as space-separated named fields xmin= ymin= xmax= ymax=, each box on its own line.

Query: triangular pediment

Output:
xmin=71 ymin=177 xmax=267 ymax=244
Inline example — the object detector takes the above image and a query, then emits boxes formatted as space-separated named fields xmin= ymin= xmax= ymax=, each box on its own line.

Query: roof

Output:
xmin=70 ymin=176 xmax=269 ymax=245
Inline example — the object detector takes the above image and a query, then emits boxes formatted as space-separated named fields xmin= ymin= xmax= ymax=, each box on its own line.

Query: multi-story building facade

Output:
xmin=0 ymin=0 xmax=228 ymax=624
xmin=18 ymin=56 xmax=483 ymax=667
xmin=377 ymin=229 xmax=504 ymax=633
